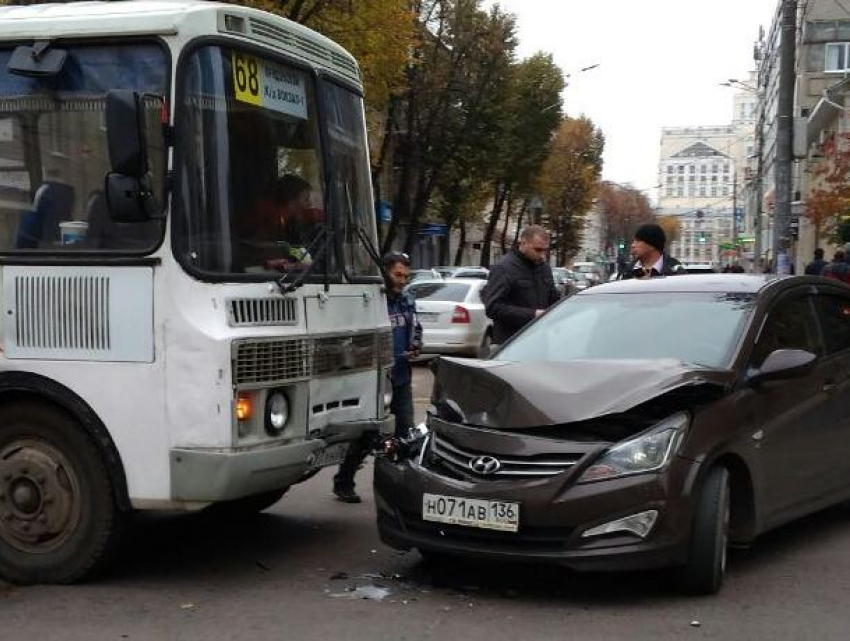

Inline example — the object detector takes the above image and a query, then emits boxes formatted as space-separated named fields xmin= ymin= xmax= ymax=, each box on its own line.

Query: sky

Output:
xmin=488 ymin=0 xmax=780 ymax=200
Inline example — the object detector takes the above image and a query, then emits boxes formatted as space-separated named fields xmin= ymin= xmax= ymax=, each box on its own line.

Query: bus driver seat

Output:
xmin=15 ymin=181 xmax=75 ymax=249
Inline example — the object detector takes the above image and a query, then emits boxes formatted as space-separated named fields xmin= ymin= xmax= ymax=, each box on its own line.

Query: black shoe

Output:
xmin=334 ymin=488 xmax=362 ymax=504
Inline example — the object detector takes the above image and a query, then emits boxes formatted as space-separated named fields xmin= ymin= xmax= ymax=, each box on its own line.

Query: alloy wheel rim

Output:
xmin=0 ymin=439 xmax=82 ymax=553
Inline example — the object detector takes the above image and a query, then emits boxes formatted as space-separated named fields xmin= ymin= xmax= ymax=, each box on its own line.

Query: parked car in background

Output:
xmin=434 ymin=266 xmax=462 ymax=279
xmin=377 ymin=275 xmax=850 ymax=595
xmin=684 ymin=264 xmax=717 ymax=274
xmin=570 ymin=272 xmax=591 ymax=291
xmin=451 ymin=267 xmax=489 ymax=280
xmin=552 ymin=267 xmax=578 ymax=298
xmin=572 ymin=262 xmax=605 ymax=285
xmin=410 ymin=268 xmax=442 ymax=283
xmin=406 ymin=279 xmax=492 ymax=357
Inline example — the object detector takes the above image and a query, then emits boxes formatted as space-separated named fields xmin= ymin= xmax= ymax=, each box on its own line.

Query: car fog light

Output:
xmin=581 ymin=510 xmax=659 ymax=539
xmin=265 ymin=391 xmax=289 ymax=436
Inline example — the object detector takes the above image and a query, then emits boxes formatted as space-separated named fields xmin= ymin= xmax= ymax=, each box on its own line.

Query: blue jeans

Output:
xmin=333 ymin=382 xmax=415 ymax=492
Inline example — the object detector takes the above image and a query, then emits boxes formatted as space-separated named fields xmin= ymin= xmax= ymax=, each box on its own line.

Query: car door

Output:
xmin=747 ymin=292 xmax=831 ymax=524
xmin=811 ymin=290 xmax=850 ymax=498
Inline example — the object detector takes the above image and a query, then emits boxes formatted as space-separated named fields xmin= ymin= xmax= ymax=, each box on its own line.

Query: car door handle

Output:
xmin=823 ymin=382 xmax=838 ymax=394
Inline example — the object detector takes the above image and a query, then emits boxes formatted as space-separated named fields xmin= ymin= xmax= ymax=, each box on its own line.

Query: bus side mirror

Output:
xmin=107 ymin=90 xmax=146 ymax=177
xmin=105 ymin=90 xmax=159 ymax=222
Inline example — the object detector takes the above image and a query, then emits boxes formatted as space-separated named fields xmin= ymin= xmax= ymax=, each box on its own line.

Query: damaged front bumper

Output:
xmin=373 ymin=421 xmax=699 ymax=572
xmin=171 ymin=416 xmax=394 ymax=503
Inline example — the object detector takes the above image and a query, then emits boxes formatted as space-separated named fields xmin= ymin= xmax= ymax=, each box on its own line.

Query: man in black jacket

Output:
xmin=483 ymin=225 xmax=560 ymax=344
xmin=619 ymin=223 xmax=685 ymax=280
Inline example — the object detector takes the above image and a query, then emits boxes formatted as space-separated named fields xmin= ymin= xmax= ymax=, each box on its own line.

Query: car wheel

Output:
xmin=0 ymin=403 xmax=121 ymax=584
xmin=679 ymin=466 xmax=730 ymax=595
xmin=207 ymin=488 xmax=288 ymax=517
xmin=476 ymin=331 xmax=492 ymax=359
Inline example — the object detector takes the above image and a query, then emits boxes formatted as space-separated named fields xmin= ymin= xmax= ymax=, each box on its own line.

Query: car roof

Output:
xmin=409 ymin=278 xmax=482 ymax=287
xmin=581 ymin=274 xmax=788 ymax=295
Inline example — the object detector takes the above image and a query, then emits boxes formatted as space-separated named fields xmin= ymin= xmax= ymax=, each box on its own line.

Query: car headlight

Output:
xmin=578 ymin=412 xmax=690 ymax=483
xmin=265 ymin=390 xmax=290 ymax=436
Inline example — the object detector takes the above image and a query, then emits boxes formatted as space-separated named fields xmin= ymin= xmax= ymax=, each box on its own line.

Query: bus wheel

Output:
xmin=0 ymin=403 xmax=120 ymax=584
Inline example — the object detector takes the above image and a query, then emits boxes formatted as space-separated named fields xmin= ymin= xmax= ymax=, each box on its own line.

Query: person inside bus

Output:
xmin=236 ymin=174 xmax=323 ymax=272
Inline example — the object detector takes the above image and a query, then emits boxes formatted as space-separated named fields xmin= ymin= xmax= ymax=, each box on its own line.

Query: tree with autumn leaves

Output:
xmin=537 ymin=117 xmax=605 ymax=266
xmin=806 ymin=133 xmax=850 ymax=245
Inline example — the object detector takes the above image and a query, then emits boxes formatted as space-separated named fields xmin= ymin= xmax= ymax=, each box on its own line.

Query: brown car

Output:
xmin=374 ymin=275 xmax=850 ymax=594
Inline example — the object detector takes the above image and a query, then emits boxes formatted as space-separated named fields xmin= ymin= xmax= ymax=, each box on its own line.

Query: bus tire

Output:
xmin=0 ymin=402 xmax=120 ymax=584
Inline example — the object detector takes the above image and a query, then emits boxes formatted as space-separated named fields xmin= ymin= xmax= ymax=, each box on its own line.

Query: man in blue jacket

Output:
xmin=333 ymin=252 xmax=422 ymax=503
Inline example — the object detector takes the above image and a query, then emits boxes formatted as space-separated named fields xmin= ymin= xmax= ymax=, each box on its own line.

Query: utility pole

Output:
xmin=732 ymin=169 xmax=738 ymax=266
xmin=773 ymin=0 xmax=797 ymax=274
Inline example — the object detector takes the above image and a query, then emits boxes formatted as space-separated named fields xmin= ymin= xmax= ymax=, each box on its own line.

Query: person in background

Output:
xmin=483 ymin=225 xmax=559 ymax=345
xmin=332 ymin=252 xmax=421 ymax=503
xmin=619 ymin=223 xmax=685 ymax=279
xmin=823 ymin=246 xmax=850 ymax=284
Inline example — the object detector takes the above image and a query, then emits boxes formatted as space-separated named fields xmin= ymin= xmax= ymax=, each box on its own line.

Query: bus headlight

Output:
xmin=382 ymin=370 xmax=394 ymax=411
xmin=265 ymin=390 xmax=290 ymax=436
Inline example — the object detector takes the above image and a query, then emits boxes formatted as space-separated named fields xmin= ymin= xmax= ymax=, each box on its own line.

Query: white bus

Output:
xmin=0 ymin=1 xmax=393 ymax=584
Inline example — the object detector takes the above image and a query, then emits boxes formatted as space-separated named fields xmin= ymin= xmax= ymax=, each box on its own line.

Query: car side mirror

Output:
xmin=748 ymin=349 xmax=816 ymax=385
xmin=105 ymin=90 xmax=162 ymax=222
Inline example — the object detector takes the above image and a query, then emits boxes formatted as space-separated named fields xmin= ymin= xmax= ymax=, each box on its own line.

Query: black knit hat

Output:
xmin=633 ymin=223 xmax=666 ymax=253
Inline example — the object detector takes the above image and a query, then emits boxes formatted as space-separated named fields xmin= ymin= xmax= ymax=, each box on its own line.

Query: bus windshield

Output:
xmin=175 ymin=45 xmax=379 ymax=280
xmin=0 ymin=43 xmax=168 ymax=253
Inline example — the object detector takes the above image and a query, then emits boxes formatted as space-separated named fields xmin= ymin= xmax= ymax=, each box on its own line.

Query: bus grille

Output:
xmin=227 ymin=297 xmax=298 ymax=327
xmin=233 ymin=331 xmax=392 ymax=387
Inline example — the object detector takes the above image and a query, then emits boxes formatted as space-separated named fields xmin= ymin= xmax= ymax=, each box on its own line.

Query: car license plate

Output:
xmin=418 ymin=312 xmax=439 ymax=323
xmin=422 ymin=493 xmax=519 ymax=532
xmin=312 ymin=442 xmax=350 ymax=469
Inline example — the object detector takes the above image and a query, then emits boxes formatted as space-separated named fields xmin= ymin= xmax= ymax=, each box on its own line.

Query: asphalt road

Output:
xmin=3 ymin=363 xmax=850 ymax=640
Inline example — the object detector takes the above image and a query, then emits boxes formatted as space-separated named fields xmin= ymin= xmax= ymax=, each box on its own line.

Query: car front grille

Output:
xmin=427 ymin=432 xmax=584 ymax=481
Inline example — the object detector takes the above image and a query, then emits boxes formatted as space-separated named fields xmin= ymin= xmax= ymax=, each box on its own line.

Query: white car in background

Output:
xmin=406 ymin=279 xmax=492 ymax=358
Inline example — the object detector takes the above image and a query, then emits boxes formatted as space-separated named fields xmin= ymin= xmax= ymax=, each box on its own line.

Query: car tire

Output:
xmin=476 ymin=331 xmax=492 ymax=359
xmin=207 ymin=488 xmax=288 ymax=517
xmin=0 ymin=403 xmax=121 ymax=585
xmin=679 ymin=466 xmax=730 ymax=595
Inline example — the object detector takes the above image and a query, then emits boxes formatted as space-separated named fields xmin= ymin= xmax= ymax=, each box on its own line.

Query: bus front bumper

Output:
xmin=170 ymin=417 xmax=394 ymax=502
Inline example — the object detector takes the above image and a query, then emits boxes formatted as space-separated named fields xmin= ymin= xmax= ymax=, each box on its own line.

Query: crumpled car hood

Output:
xmin=430 ymin=357 xmax=734 ymax=428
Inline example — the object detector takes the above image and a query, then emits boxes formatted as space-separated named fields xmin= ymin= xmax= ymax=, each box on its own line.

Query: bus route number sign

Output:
xmin=232 ymin=52 xmax=308 ymax=120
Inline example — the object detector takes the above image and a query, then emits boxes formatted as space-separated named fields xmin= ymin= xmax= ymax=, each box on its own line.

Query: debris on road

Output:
xmin=329 ymin=585 xmax=392 ymax=601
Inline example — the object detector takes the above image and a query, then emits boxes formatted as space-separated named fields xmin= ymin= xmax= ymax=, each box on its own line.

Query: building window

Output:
xmin=701 ymin=176 xmax=707 ymax=182
xmin=723 ymin=186 xmax=730 ymax=196
xmin=689 ymin=186 xmax=696 ymax=196
xmin=826 ymin=43 xmax=850 ymax=72
xmin=667 ymin=165 xmax=674 ymax=174
xmin=668 ymin=176 xmax=675 ymax=184
xmin=679 ymin=176 xmax=684 ymax=183
xmin=689 ymin=165 xmax=696 ymax=173
xmin=689 ymin=175 xmax=695 ymax=182
xmin=677 ymin=188 xmax=684 ymax=197
xmin=723 ymin=164 xmax=730 ymax=173
xmin=666 ymin=187 xmax=674 ymax=196
xmin=701 ymin=165 xmax=707 ymax=173
xmin=711 ymin=176 xmax=718 ymax=182
xmin=700 ymin=187 xmax=706 ymax=197
xmin=711 ymin=187 xmax=718 ymax=197
xmin=678 ymin=165 xmax=685 ymax=174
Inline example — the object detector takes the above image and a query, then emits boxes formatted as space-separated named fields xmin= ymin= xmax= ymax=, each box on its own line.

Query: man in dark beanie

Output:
xmin=619 ymin=223 xmax=685 ymax=280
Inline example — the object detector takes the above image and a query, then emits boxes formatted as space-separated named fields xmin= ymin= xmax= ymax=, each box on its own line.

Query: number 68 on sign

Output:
xmin=232 ymin=53 xmax=261 ymax=105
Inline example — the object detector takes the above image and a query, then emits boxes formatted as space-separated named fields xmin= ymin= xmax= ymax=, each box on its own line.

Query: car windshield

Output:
xmin=408 ymin=282 xmax=470 ymax=302
xmin=496 ymin=292 xmax=757 ymax=368
xmin=0 ymin=43 xmax=168 ymax=252
xmin=175 ymin=45 xmax=379 ymax=280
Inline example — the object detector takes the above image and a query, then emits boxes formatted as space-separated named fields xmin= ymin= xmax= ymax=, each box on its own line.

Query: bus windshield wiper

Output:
xmin=276 ymin=225 xmax=334 ymax=295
